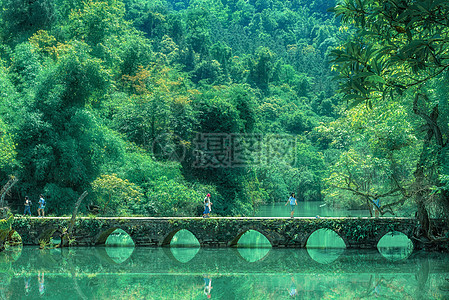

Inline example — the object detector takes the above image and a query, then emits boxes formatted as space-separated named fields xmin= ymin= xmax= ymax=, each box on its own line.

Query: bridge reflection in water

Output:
xmin=2 ymin=240 xmax=447 ymax=299
xmin=0 ymin=244 xmax=440 ymax=272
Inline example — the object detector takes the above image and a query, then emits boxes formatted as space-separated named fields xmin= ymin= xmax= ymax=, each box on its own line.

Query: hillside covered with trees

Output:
xmin=1 ymin=0 xmax=448 ymax=227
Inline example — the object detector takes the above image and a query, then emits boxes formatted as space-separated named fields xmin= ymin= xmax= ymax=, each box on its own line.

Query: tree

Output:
xmin=68 ymin=0 xmax=131 ymax=66
xmin=14 ymin=41 xmax=110 ymax=213
xmin=185 ymin=8 xmax=211 ymax=56
xmin=0 ymin=0 xmax=344 ymax=217
xmin=69 ymin=0 xmax=126 ymax=46
xmin=0 ymin=119 xmax=16 ymax=172
xmin=146 ymin=177 xmax=206 ymax=216
xmin=331 ymin=0 xmax=449 ymax=105
xmin=119 ymin=36 xmax=154 ymax=76
xmin=0 ymin=65 xmax=17 ymax=173
xmin=0 ymin=0 xmax=55 ymax=44
xmin=114 ymin=63 xmax=194 ymax=153
xmin=91 ymin=173 xmax=143 ymax=215
xmin=247 ymin=46 xmax=274 ymax=92
xmin=322 ymin=100 xmax=418 ymax=215
xmin=9 ymin=42 xmax=42 ymax=92
xmin=330 ymin=0 xmax=449 ymax=236
xmin=181 ymin=86 xmax=259 ymax=215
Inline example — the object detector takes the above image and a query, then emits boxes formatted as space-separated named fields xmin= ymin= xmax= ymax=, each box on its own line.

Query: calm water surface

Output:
xmin=2 ymin=246 xmax=449 ymax=299
xmin=255 ymin=201 xmax=413 ymax=218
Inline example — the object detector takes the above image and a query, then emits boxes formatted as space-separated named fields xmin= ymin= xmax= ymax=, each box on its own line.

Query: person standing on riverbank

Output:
xmin=23 ymin=196 xmax=32 ymax=216
xmin=37 ymin=195 xmax=45 ymax=217
xmin=285 ymin=193 xmax=297 ymax=218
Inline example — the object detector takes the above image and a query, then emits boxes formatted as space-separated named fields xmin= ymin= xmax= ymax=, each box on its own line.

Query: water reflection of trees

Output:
xmin=1 ymin=248 xmax=449 ymax=299
xmin=377 ymin=231 xmax=414 ymax=261
xmin=5 ymin=248 xmax=447 ymax=276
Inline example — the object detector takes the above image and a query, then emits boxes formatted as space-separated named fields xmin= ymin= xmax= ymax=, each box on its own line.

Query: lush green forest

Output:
xmin=0 ymin=0 xmax=448 ymax=228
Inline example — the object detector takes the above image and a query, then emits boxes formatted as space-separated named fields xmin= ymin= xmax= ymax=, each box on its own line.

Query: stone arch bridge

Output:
xmin=11 ymin=216 xmax=427 ymax=249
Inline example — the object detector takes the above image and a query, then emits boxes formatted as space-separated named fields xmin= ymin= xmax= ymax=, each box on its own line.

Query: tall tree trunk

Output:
xmin=0 ymin=176 xmax=18 ymax=209
xmin=412 ymin=95 xmax=446 ymax=238
xmin=413 ymin=129 xmax=432 ymax=238
xmin=62 ymin=191 xmax=88 ymax=247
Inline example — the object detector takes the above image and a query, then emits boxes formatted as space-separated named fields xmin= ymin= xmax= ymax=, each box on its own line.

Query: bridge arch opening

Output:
xmin=169 ymin=229 xmax=200 ymax=247
xmin=37 ymin=228 xmax=64 ymax=248
xmin=50 ymin=230 xmax=62 ymax=246
xmin=230 ymin=229 xmax=272 ymax=248
xmin=96 ymin=228 xmax=135 ymax=247
xmin=377 ymin=231 xmax=413 ymax=261
xmin=36 ymin=228 xmax=55 ymax=246
xmin=306 ymin=228 xmax=346 ymax=264
xmin=105 ymin=228 xmax=135 ymax=247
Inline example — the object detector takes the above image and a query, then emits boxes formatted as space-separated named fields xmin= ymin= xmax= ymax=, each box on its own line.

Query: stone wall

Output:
xmin=11 ymin=217 xmax=424 ymax=249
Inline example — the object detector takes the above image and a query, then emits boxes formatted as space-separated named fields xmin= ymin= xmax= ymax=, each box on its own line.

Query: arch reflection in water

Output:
xmin=169 ymin=248 xmax=200 ymax=263
xmin=236 ymin=230 xmax=271 ymax=262
xmin=0 ymin=246 xmax=22 ymax=263
xmin=105 ymin=247 xmax=134 ymax=264
xmin=306 ymin=228 xmax=346 ymax=264
xmin=7 ymin=230 xmax=22 ymax=247
xmin=104 ymin=229 xmax=135 ymax=264
xmin=237 ymin=248 xmax=270 ymax=262
xmin=4 ymin=231 xmax=23 ymax=262
xmin=170 ymin=230 xmax=200 ymax=263
xmin=377 ymin=231 xmax=413 ymax=261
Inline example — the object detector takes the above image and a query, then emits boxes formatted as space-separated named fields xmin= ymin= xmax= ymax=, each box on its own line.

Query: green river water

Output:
xmin=3 ymin=202 xmax=449 ymax=299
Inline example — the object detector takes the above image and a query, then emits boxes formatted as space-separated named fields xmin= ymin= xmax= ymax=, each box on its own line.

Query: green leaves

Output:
xmin=331 ymin=0 xmax=449 ymax=106
xmin=69 ymin=0 xmax=126 ymax=46
xmin=0 ymin=0 xmax=56 ymax=44
xmin=0 ymin=119 xmax=16 ymax=170
xmin=0 ymin=0 xmax=345 ymax=217
xmin=322 ymin=99 xmax=418 ymax=211
xmin=331 ymin=41 xmax=387 ymax=107
xmin=146 ymin=177 xmax=205 ymax=217
xmin=92 ymin=173 xmax=144 ymax=215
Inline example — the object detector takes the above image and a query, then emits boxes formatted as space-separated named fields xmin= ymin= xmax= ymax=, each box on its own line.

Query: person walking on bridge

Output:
xmin=38 ymin=194 xmax=45 ymax=217
xmin=203 ymin=193 xmax=212 ymax=218
xmin=285 ymin=193 xmax=297 ymax=218
xmin=23 ymin=196 xmax=32 ymax=216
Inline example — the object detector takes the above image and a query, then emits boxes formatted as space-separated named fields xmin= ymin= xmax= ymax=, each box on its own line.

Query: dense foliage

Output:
xmin=2 ymin=0 xmax=446 ymax=224
xmin=0 ymin=0 xmax=342 ymax=216
xmin=329 ymin=0 xmax=449 ymax=232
